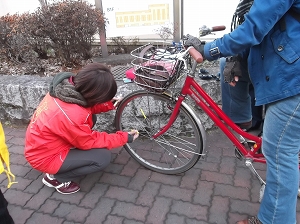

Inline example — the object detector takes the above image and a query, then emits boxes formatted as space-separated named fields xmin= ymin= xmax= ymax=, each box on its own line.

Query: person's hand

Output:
xmin=184 ymin=34 xmax=205 ymax=59
xmin=112 ymin=95 xmax=123 ymax=108
xmin=128 ymin=129 xmax=139 ymax=141
xmin=223 ymin=56 xmax=242 ymax=86
xmin=229 ymin=76 xmax=240 ymax=86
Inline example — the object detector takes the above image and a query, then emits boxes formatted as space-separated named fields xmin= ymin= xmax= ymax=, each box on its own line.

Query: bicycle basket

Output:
xmin=130 ymin=43 xmax=182 ymax=93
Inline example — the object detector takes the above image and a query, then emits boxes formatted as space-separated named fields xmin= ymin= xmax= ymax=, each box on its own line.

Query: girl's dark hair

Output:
xmin=74 ymin=63 xmax=117 ymax=107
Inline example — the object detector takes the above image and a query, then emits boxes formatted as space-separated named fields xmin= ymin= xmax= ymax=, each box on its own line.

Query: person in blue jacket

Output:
xmin=193 ymin=0 xmax=300 ymax=223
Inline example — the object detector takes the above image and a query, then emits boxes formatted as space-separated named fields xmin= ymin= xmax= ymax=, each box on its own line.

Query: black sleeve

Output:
xmin=127 ymin=134 xmax=134 ymax=143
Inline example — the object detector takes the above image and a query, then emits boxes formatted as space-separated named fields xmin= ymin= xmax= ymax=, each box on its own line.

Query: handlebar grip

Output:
xmin=211 ymin=25 xmax=226 ymax=31
xmin=189 ymin=48 xmax=203 ymax=63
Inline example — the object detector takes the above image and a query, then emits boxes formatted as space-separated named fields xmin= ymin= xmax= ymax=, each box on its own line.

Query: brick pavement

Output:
xmin=1 ymin=125 xmax=300 ymax=224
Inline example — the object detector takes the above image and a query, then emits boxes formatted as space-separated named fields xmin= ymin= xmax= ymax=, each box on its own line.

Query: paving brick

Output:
xmin=10 ymin=164 xmax=32 ymax=177
xmin=149 ymin=172 xmax=181 ymax=186
xmin=222 ymin=145 xmax=236 ymax=157
xmin=166 ymin=214 xmax=186 ymax=224
xmin=120 ymin=157 xmax=141 ymax=177
xmin=5 ymin=127 xmax=26 ymax=138
xmin=25 ymin=187 xmax=54 ymax=210
xmin=230 ymin=199 xmax=259 ymax=215
xmin=219 ymin=156 xmax=236 ymax=175
xmin=99 ymin=173 xmax=131 ymax=187
xmin=205 ymin=145 xmax=223 ymax=163
xmin=50 ymin=190 xmax=85 ymax=205
xmin=104 ymin=215 xmax=124 ymax=224
xmin=170 ymin=200 xmax=208 ymax=221
xmin=113 ymin=148 xmax=131 ymax=165
xmin=85 ymin=198 xmax=115 ymax=224
xmin=123 ymin=219 xmax=144 ymax=224
xmin=80 ymin=183 xmax=109 ymax=208
xmin=39 ymin=198 xmax=62 ymax=214
xmin=105 ymin=185 xmax=139 ymax=203
xmin=136 ymin=181 xmax=160 ymax=207
xmin=147 ymin=197 xmax=171 ymax=224
xmin=103 ymin=163 xmax=124 ymax=174
xmin=193 ymin=160 xmax=219 ymax=172
xmin=9 ymin=177 xmax=32 ymax=191
xmin=26 ymin=212 xmax=65 ymax=224
xmin=180 ymin=168 xmax=201 ymax=190
xmin=7 ymin=137 xmax=25 ymax=146
xmin=193 ymin=180 xmax=214 ymax=206
xmin=128 ymin=168 xmax=152 ymax=191
xmin=111 ymin=201 xmax=149 ymax=222
xmin=200 ymin=170 xmax=233 ymax=185
xmin=214 ymin=183 xmax=250 ymax=201
xmin=24 ymin=167 xmax=42 ymax=180
xmin=234 ymin=166 xmax=252 ymax=188
xmin=10 ymin=153 xmax=27 ymax=166
xmin=229 ymin=212 xmax=249 ymax=224
xmin=53 ymin=203 xmax=90 ymax=223
xmin=4 ymin=188 xmax=34 ymax=206
xmin=185 ymin=218 xmax=209 ymax=224
xmin=208 ymin=196 xmax=230 ymax=224
xmin=24 ymin=177 xmax=45 ymax=194
xmin=8 ymin=204 xmax=34 ymax=224
xmin=4 ymin=125 xmax=300 ymax=224
xmin=78 ymin=172 xmax=102 ymax=192
xmin=159 ymin=185 xmax=193 ymax=201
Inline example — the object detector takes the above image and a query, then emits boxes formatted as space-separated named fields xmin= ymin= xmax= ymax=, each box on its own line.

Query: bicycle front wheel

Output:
xmin=115 ymin=90 xmax=204 ymax=174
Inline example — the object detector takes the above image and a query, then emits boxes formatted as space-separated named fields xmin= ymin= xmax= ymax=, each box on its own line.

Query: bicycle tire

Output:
xmin=115 ymin=90 xmax=204 ymax=174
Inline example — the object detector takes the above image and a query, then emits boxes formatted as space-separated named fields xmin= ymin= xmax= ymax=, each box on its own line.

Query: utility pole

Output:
xmin=94 ymin=0 xmax=108 ymax=57
xmin=173 ymin=0 xmax=181 ymax=42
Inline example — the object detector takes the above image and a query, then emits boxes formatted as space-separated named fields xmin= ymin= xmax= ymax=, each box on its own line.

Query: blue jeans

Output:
xmin=220 ymin=57 xmax=264 ymax=127
xmin=258 ymin=94 xmax=300 ymax=224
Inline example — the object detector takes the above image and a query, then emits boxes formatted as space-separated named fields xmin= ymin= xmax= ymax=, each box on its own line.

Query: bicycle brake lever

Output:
xmin=199 ymin=25 xmax=226 ymax=37
xmin=199 ymin=25 xmax=211 ymax=37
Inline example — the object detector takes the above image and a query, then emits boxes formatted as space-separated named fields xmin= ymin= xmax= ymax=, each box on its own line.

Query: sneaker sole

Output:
xmin=42 ymin=177 xmax=56 ymax=188
xmin=42 ymin=178 xmax=80 ymax=194
xmin=56 ymin=187 xmax=80 ymax=195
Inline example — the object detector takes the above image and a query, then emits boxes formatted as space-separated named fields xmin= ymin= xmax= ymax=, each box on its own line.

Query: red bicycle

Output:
xmin=115 ymin=26 xmax=267 ymax=197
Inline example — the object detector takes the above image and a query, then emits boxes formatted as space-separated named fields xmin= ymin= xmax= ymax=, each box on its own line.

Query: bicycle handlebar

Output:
xmin=211 ymin=25 xmax=226 ymax=32
xmin=199 ymin=25 xmax=226 ymax=37
xmin=188 ymin=47 xmax=203 ymax=63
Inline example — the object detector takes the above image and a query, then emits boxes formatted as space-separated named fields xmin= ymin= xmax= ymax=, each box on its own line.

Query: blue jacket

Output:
xmin=204 ymin=0 xmax=300 ymax=106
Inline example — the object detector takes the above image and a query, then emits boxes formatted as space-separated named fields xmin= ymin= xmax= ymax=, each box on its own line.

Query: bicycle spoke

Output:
xmin=115 ymin=91 xmax=203 ymax=174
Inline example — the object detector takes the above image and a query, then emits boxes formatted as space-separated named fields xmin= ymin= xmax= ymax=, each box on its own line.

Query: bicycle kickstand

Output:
xmin=244 ymin=159 xmax=266 ymax=202
xmin=244 ymin=159 xmax=266 ymax=186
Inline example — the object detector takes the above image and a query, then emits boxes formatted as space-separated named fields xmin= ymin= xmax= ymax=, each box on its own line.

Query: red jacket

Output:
xmin=25 ymin=93 xmax=128 ymax=174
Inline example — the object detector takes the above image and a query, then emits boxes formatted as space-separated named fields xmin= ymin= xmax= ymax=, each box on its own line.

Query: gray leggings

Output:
xmin=54 ymin=148 xmax=111 ymax=182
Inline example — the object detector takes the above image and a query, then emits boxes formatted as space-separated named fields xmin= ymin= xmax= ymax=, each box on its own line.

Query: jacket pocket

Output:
xmin=271 ymin=29 xmax=300 ymax=64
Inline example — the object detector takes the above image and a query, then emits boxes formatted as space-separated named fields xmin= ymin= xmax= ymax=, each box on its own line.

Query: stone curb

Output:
xmin=0 ymin=56 xmax=221 ymax=130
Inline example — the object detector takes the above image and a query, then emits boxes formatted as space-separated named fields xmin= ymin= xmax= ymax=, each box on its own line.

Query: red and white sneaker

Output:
xmin=42 ymin=173 xmax=80 ymax=194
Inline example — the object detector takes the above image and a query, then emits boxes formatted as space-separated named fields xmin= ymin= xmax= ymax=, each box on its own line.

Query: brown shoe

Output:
xmin=42 ymin=173 xmax=80 ymax=194
xmin=236 ymin=216 xmax=262 ymax=224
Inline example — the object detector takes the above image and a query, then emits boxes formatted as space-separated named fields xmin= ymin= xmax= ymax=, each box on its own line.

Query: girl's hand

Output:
xmin=128 ymin=129 xmax=139 ymax=141
xmin=112 ymin=95 xmax=123 ymax=108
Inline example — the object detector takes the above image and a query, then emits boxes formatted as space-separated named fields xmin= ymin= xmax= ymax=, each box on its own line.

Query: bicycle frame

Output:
xmin=152 ymin=60 xmax=265 ymax=164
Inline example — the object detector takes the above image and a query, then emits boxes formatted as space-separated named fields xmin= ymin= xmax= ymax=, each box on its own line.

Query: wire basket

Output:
xmin=129 ymin=43 xmax=185 ymax=93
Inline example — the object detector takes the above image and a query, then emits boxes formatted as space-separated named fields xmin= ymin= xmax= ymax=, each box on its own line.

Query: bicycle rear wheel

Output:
xmin=115 ymin=90 xmax=204 ymax=174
